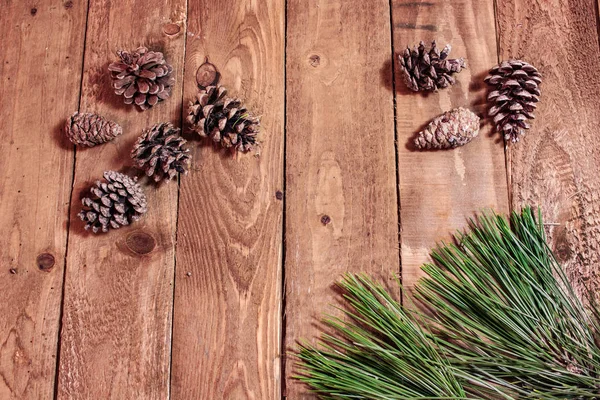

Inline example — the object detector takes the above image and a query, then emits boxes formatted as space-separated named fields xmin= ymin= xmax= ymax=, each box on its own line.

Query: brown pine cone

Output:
xmin=414 ymin=107 xmax=480 ymax=150
xmin=65 ymin=111 xmax=122 ymax=147
xmin=399 ymin=41 xmax=466 ymax=92
xmin=78 ymin=171 xmax=148 ymax=234
xmin=131 ymin=122 xmax=191 ymax=182
xmin=108 ymin=46 xmax=175 ymax=111
xmin=485 ymin=60 xmax=541 ymax=143
xmin=187 ymin=85 xmax=259 ymax=153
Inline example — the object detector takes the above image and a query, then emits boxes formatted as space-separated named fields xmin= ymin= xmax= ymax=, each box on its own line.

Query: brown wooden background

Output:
xmin=1 ymin=0 xmax=599 ymax=398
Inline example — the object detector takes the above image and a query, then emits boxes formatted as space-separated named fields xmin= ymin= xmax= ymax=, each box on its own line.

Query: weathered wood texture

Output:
xmin=56 ymin=0 xmax=187 ymax=398
xmin=0 ymin=1 xmax=87 ymax=398
xmin=284 ymin=0 xmax=400 ymax=397
xmin=392 ymin=0 xmax=509 ymax=295
xmin=170 ymin=0 xmax=285 ymax=398
xmin=497 ymin=0 xmax=600 ymax=298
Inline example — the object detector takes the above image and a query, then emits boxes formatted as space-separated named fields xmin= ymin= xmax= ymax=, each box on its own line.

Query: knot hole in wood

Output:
xmin=125 ymin=231 xmax=157 ymax=255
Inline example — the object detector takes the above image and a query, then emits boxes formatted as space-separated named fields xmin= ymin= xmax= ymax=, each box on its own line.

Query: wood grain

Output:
xmin=284 ymin=0 xmax=400 ymax=397
xmin=0 ymin=1 xmax=87 ymax=398
xmin=392 ymin=0 xmax=509 ymax=295
xmin=496 ymin=0 xmax=600 ymax=298
xmin=56 ymin=0 xmax=186 ymax=398
xmin=170 ymin=0 xmax=285 ymax=399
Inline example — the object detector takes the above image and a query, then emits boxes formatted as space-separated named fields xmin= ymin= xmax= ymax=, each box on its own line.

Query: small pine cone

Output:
xmin=78 ymin=171 xmax=148 ymax=234
xmin=414 ymin=107 xmax=480 ymax=150
xmin=108 ymin=46 xmax=175 ymax=111
xmin=399 ymin=41 xmax=466 ymax=92
xmin=131 ymin=122 xmax=191 ymax=182
xmin=187 ymin=85 xmax=259 ymax=153
xmin=65 ymin=111 xmax=122 ymax=147
xmin=485 ymin=60 xmax=541 ymax=143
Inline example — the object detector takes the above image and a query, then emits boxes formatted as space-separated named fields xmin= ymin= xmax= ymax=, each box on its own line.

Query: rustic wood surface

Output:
xmin=0 ymin=1 xmax=87 ymax=398
xmin=496 ymin=0 xmax=600 ymax=300
xmin=392 ymin=0 xmax=509 ymax=296
xmin=1 ymin=0 xmax=599 ymax=398
xmin=283 ymin=0 xmax=400 ymax=397
xmin=170 ymin=0 xmax=285 ymax=398
xmin=56 ymin=0 xmax=186 ymax=398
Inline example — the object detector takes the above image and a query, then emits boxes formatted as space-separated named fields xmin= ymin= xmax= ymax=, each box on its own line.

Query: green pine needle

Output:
xmin=295 ymin=207 xmax=600 ymax=399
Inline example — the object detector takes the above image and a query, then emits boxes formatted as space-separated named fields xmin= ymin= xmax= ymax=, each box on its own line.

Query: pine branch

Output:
xmin=295 ymin=207 xmax=600 ymax=399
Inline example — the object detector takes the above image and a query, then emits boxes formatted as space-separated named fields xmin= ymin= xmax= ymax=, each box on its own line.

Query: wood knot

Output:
xmin=308 ymin=54 xmax=321 ymax=67
xmin=275 ymin=190 xmax=283 ymax=200
xmin=320 ymin=215 xmax=331 ymax=225
xmin=30 ymin=7 xmax=37 ymax=15
xmin=64 ymin=1 xmax=73 ymax=8
xmin=196 ymin=58 xmax=220 ymax=88
xmin=162 ymin=23 xmax=181 ymax=36
xmin=125 ymin=231 xmax=156 ymax=255
xmin=37 ymin=253 xmax=55 ymax=271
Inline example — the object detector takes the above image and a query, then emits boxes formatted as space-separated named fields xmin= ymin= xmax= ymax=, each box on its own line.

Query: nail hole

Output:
xmin=309 ymin=55 xmax=320 ymax=67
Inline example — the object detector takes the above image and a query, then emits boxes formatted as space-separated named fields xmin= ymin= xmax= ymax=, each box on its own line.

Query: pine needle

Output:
xmin=295 ymin=207 xmax=600 ymax=399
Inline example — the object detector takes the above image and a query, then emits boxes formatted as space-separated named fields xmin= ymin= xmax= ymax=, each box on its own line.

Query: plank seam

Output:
xmin=167 ymin=0 xmax=190 ymax=397
xmin=492 ymin=0 xmax=513 ymax=210
xmin=388 ymin=0 xmax=401 ymax=301
xmin=595 ymin=0 xmax=600 ymax=51
xmin=280 ymin=0 xmax=289 ymax=397
xmin=53 ymin=0 xmax=92 ymax=398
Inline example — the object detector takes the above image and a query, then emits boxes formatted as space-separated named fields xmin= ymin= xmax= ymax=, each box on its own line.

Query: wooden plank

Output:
xmin=170 ymin=0 xmax=285 ymax=399
xmin=392 ymin=0 xmax=509 ymax=295
xmin=0 ymin=1 xmax=87 ymax=398
xmin=284 ymin=0 xmax=400 ymax=397
xmin=496 ymin=0 xmax=600 ymax=297
xmin=56 ymin=0 xmax=187 ymax=398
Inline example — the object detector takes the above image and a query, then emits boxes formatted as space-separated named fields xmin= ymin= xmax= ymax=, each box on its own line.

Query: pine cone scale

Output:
xmin=65 ymin=112 xmax=122 ymax=147
xmin=109 ymin=47 xmax=174 ymax=111
xmin=187 ymin=84 xmax=259 ymax=153
xmin=414 ymin=107 xmax=480 ymax=150
xmin=485 ymin=59 xmax=542 ymax=143
xmin=131 ymin=122 xmax=191 ymax=182
xmin=78 ymin=171 xmax=147 ymax=233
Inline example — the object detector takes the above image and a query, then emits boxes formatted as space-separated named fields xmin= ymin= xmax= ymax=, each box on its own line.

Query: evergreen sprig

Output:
xmin=296 ymin=207 xmax=600 ymax=399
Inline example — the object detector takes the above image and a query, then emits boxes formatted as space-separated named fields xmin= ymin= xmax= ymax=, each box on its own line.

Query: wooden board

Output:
xmin=392 ymin=0 xmax=509 ymax=295
xmin=284 ymin=0 xmax=401 ymax=397
xmin=170 ymin=0 xmax=285 ymax=399
xmin=56 ymin=0 xmax=187 ymax=398
xmin=0 ymin=1 xmax=87 ymax=398
xmin=496 ymin=0 xmax=600 ymax=298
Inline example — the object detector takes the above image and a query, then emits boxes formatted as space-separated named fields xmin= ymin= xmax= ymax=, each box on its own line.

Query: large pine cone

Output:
xmin=65 ymin=111 xmax=122 ymax=147
xmin=414 ymin=107 xmax=480 ymax=150
xmin=78 ymin=171 xmax=148 ymax=234
xmin=485 ymin=60 xmax=541 ymax=143
xmin=399 ymin=41 xmax=466 ymax=92
xmin=108 ymin=47 xmax=175 ymax=111
xmin=187 ymin=85 xmax=259 ymax=153
xmin=131 ymin=122 xmax=191 ymax=182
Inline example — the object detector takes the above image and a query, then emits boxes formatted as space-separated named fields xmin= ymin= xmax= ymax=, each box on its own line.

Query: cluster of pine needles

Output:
xmin=296 ymin=207 xmax=600 ymax=399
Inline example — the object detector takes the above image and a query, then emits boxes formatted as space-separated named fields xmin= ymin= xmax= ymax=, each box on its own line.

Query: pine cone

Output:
xmin=399 ymin=41 xmax=466 ymax=92
xmin=78 ymin=171 xmax=148 ymax=234
xmin=485 ymin=60 xmax=541 ymax=143
xmin=187 ymin=85 xmax=259 ymax=153
xmin=65 ymin=111 xmax=122 ymax=147
xmin=108 ymin=46 xmax=175 ymax=111
xmin=414 ymin=107 xmax=480 ymax=150
xmin=131 ymin=122 xmax=191 ymax=182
